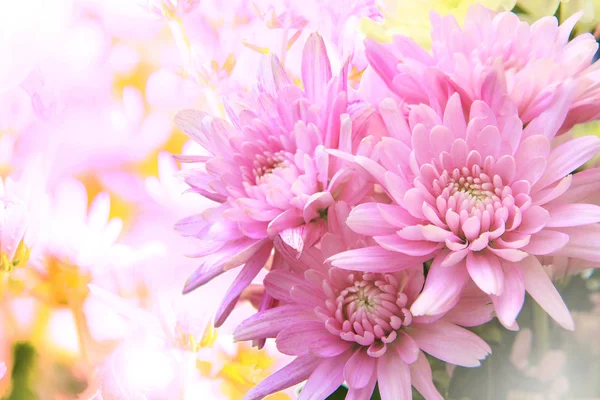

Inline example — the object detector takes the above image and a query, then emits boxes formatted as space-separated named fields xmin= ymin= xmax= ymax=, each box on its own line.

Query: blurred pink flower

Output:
xmin=0 ymin=362 xmax=5 ymax=380
xmin=509 ymin=328 xmax=569 ymax=400
xmin=174 ymin=33 xmax=376 ymax=326
xmin=234 ymin=202 xmax=492 ymax=400
xmin=365 ymin=5 xmax=600 ymax=133
xmin=329 ymin=88 xmax=600 ymax=332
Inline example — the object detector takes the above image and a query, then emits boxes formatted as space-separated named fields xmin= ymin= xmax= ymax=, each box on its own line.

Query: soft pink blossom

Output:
xmin=365 ymin=5 xmax=600 ymax=133
xmin=330 ymin=88 xmax=600 ymax=331
xmin=234 ymin=203 xmax=492 ymax=400
xmin=174 ymin=33 xmax=377 ymax=326
xmin=0 ymin=362 xmax=5 ymax=380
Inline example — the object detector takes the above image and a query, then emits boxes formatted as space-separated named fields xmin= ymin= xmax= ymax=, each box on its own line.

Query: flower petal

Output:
xmin=243 ymin=355 xmax=320 ymax=400
xmin=521 ymin=256 xmax=574 ymax=330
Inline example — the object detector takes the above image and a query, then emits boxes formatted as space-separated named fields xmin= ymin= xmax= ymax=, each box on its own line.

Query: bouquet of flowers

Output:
xmin=2 ymin=1 xmax=600 ymax=399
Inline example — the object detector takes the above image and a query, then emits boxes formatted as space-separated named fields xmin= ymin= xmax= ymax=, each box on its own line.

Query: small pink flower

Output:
xmin=234 ymin=203 xmax=492 ymax=400
xmin=175 ymin=33 xmax=376 ymax=326
xmin=365 ymin=5 xmax=600 ymax=133
xmin=0 ymin=362 xmax=6 ymax=380
xmin=330 ymin=88 xmax=600 ymax=331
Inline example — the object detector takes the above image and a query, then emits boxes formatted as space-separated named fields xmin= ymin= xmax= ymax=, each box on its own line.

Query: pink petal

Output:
xmin=518 ymin=206 xmax=550 ymax=234
xmin=214 ymin=241 xmax=272 ymax=327
xmin=444 ymin=293 xmax=494 ymax=327
xmin=328 ymin=246 xmax=427 ymax=272
xmin=302 ymin=33 xmax=332 ymax=105
xmin=346 ymin=374 xmax=377 ymax=400
xmin=347 ymin=203 xmax=398 ymax=236
xmin=303 ymin=192 xmax=335 ymax=223
xmin=521 ymin=256 xmax=575 ymax=330
xmin=535 ymin=135 xmax=600 ymax=190
xmin=409 ymin=352 xmax=444 ymax=400
xmin=408 ymin=321 xmax=491 ymax=367
xmin=344 ymin=349 xmax=377 ymax=389
xmin=301 ymin=351 xmax=352 ymax=399
xmin=234 ymin=305 xmax=319 ymax=341
xmin=491 ymin=262 xmax=525 ymax=330
xmin=309 ymin=334 xmax=354 ymax=357
xmin=396 ymin=331 xmax=420 ymax=364
xmin=280 ymin=220 xmax=327 ymax=253
xmin=264 ymin=270 xmax=307 ymax=302
xmin=377 ymin=351 xmax=411 ymax=400
xmin=267 ymin=209 xmax=305 ymax=235
xmin=553 ymin=224 xmax=600 ymax=261
xmin=410 ymin=254 xmax=469 ymax=316
xmin=374 ymin=235 xmax=442 ymax=256
xmin=523 ymin=230 xmax=569 ymax=255
xmin=182 ymin=238 xmax=268 ymax=294
xmin=546 ymin=203 xmax=600 ymax=227
xmin=487 ymin=247 xmax=529 ymax=262
xmin=276 ymin=322 xmax=331 ymax=356
xmin=466 ymin=251 xmax=504 ymax=295
xmin=244 ymin=355 xmax=320 ymax=400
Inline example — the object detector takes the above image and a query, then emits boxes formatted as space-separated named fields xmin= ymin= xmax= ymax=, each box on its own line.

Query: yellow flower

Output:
xmin=361 ymin=0 xmax=516 ymax=48
xmin=517 ymin=0 xmax=600 ymax=34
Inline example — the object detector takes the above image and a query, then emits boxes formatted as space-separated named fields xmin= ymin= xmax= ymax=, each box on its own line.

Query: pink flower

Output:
xmin=234 ymin=203 xmax=492 ymax=400
xmin=175 ymin=33 xmax=376 ymax=326
xmin=329 ymin=88 xmax=600 ymax=332
xmin=365 ymin=5 xmax=600 ymax=133
xmin=0 ymin=361 xmax=5 ymax=380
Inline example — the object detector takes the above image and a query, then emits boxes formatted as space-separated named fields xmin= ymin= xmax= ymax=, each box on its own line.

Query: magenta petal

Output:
xmin=408 ymin=321 xmax=491 ymax=367
xmin=234 ymin=305 xmax=319 ymax=341
xmin=214 ymin=241 xmax=273 ymax=327
xmin=346 ymin=374 xmax=377 ymax=400
xmin=466 ymin=251 xmax=504 ymax=295
xmin=521 ymin=256 xmax=575 ymax=330
xmin=491 ymin=262 xmax=525 ymax=330
xmin=409 ymin=352 xmax=444 ymax=400
xmin=243 ymin=355 xmax=320 ymax=400
xmin=344 ymin=349 xmax=377 ymax=390
xmin=377 ymin=350 xmax=411 ymax=400
xmin=523 ymin=230 xmax=569 ymax=255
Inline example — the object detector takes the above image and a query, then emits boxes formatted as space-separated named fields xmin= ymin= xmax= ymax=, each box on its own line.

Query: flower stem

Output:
xmin=532 ymin=301 xmax=550 ymax=363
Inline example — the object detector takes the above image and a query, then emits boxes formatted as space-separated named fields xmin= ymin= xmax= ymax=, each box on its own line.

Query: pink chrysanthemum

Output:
xmin=175 ymin=33 xmax=376 ymax=327
xmin=329 ymin=87 xmax=600 ymax=331
xmin=365 ymin=5 xmax=600 ymax=132
xmin=234 ymin=203 xmax=492 ymax=400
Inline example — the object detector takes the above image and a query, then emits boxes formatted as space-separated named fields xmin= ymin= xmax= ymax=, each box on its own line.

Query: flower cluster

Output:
xmin=3 ymin=0 xmax=600 ymax=399
xmin=177 ymin=4 xmax=600 ymax=399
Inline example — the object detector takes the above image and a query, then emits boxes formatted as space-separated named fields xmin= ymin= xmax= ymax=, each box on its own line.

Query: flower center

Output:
xmin=424 ymin=161 xmax=527 ymax=243
xmin=322 ymin=272 xmax=412 ymax=357
xmin=252 ymin=150 xmax=295 ymax=184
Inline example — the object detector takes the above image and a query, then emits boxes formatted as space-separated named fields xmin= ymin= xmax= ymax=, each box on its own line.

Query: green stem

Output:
xmin=532 ymin=301 xmax=550 ymax=364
